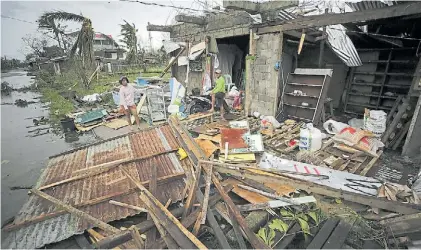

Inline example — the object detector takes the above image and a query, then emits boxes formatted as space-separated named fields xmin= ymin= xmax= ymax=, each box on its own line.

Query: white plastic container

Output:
xmin=299 ymin=123 xmax=323 ymax=151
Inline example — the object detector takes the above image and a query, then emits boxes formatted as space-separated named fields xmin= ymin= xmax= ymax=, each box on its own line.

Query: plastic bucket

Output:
xmin=136 ymin=78 xmax=149 ymax=86
xmin=112 ymin=91 xmax=120 ymax=106
xmin=60 ymin=117 xmax=76 ymax=132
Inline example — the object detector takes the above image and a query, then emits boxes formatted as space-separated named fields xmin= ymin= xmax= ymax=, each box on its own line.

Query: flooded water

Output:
xmin=1 ymin=70 xmax=98 ymax=225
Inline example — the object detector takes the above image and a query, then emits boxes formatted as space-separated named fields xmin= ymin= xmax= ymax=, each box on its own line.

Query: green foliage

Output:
xmin=280 ymin=208 xmax=321 ymax=235
xmin=257 ymin=227 xmax=276 ymax=248
xmin=120 ymin=20 xmax=139 ymax=64
xmin=40 ymin=88 xmax=75 ymax=119
xmin=269 ymin=219 xmax=289 ymax=233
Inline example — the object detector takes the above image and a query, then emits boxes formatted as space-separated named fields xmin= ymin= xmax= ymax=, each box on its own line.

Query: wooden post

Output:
xmin=318 ymin=8 xmax=328 ymax=68
xmin=31 ymin=189 xmax=120 ymax=234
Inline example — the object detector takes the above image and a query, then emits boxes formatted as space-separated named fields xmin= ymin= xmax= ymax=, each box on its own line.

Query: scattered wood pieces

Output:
xmin=31 ymin=189 xmax=120 ymax=234
xmin=237 ymin=196 xmax=317 ymax=212
xmin=120 ymin=167 xmax=207 ymax=249
xmin=129 ymin=226 xmax=145 ymax=248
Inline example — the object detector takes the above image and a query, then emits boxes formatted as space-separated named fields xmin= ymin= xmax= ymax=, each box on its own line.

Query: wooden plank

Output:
xmin=146 ymin=165 xmax=158 ymax=247
xmin=382 ymin=98 xmax=409 ymax=143
xmin=206 ymin=166 xmax=269 ymax=249
xmin=276 ymin=223 xmax=301 ymax=249
xmin=226 ymin=204 xmax=247 ymax=249
xmin=237 ymin=184 xmax=299 ymax=205
xmin=380 ymin=212 xmax=421 ymax=237
xmin=129 ymin=226 xmax=145 ymax=248
xmin=183 ymin=163 xmax=202 ymax=219
xmin=3 ymin=173 xmax=184 ymax=232
xmin=39 ymin=149 xmax=177 ymax=190
xmin=120 ymin=167 xmax=207 ymax=249
xmin=109 ymin=200 xmax=148 ymax=213
xmin=392 ymin=122 xmax=411 ymax=150
xmin=196 ymin=190 xmax=231 ymax=249
xmin=237 ymin=196 xmax=317 ymax=212
xmin=306 ymin=218 xmax=340 ymax=249
xmin=96 ymin=187 xmax=231 ymax=249
xmin=131 ymin=94 xmax=146 ymax=124
xmin=359 ymin=150 xmax=383 ymax=176
xmin=256 ymin=2 xmax=421 ymax=33
xmin=322 ymin=219 xmax=355 ymax=249
xmin=31 ymin=189 xmax=120 ymax=234
xmin=201 ymin=160 xmax=421 ymax=214
xmin=386 ymin=95 xmax=403 ymax=123
xmin=198 ymin=165 xmax=212 ymax=224
xmin=146 ymin=204 xmax=179 ymax=249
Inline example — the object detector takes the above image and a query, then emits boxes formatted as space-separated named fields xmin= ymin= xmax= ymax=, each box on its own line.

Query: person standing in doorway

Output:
xmin=210 ymin=69 xmax=226 ymax=120
xmin=119 ymin=76 xmax=141 ymax=130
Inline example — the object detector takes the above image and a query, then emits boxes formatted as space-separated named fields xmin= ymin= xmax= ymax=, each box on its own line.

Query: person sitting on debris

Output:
xmin=210 ymin=69 xmax=226 ymax=120
xmin=119 ymin=76 xmax=141 ymax=130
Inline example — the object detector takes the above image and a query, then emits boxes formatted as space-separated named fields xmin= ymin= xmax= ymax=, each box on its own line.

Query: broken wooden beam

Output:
xmin=109 ymin=200 xmax=148 ymax=213
xmin=145 ymin=201 xmax=179 ymax=249
xmin=146 ymin=22 xmax=172 ymax=32
xmin=223 ymin=0 xmax=297 ymax=14
xmin=206 ymin=165 xmax=269 ymax=249
xmin=256 ymin=2 xmax=421 ymax=33
xmin=120 ymin=167 xmax=207 ymax=249
xmin=3 ymin=173 xmax=184 ymax=232
xmin=380 ymin=212 xmax=421 ymax=237
xmin=145 ymin=165 xmax=158 ymax=247
xmin=175 ymin=14 xmax=206 ymax=25
xmin=129 ymin=226 xmax=145 ymax=248
xmin=226 ymin=203 xmax=247 ymax=249
xmin=183 ymin=163 xmax=202 ymax=219
xmin=39 ymin=149 xmax=177 ymax=191
xmin=96 ymin=186 xmax=232 ymax=249
xmin=31 ymin=189 xmax=120 ymax=234
xmin=200 ymin=160 xmax=421 ymax=215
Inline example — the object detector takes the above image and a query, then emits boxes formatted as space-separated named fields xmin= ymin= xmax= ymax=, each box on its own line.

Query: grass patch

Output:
xmin=40 ymin=88 xmax=75 ymax=120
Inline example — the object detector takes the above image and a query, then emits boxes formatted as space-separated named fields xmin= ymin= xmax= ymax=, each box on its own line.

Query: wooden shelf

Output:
xmin=361 ymin=60 xmax=416 ymax=64
xmin=285 ymin=93 xmax=319 ymax=98
xmin=354 ymin=71 xmax=414 ymax=77
xmin=287 ymin=115 xmax=312 ymax=122
xmin=347 ymin=102 xmax=392 ymax=110
xmin=348 ymin=92 xmax=398 ymax=99
xmin=284 ymin=103 xmax=316 ymax=110
xmin=288 ymin=82 xmax=323 ymax=87
xmin=352 ymin=81 xmax=411 ymax=89
xmin=357 ymin=47 xmax=416 ymax=51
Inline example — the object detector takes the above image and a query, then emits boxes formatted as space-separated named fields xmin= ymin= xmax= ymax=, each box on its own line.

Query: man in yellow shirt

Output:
xmin=210 ymin=69 xmax=226 ymax=120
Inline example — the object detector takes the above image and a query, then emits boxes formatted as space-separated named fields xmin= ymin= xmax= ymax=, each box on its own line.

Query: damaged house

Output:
xmin=149 ymin=0 xmax=421 ymax=157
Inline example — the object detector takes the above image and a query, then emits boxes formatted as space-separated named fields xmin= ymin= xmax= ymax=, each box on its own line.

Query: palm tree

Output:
xmin=120 ymin=20 xmax=139 ymax=64
xmin=40 ymin=11 xmax=93 ymax=66
xmin=37 ymin=14 xmax=66 ymax=51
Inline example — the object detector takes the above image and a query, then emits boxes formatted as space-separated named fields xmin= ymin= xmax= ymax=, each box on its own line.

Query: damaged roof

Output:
xmin=2 ymin=125 xmax=190 ymax=249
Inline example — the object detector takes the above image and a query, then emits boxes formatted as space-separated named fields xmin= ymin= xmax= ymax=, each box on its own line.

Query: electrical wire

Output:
xmin=1 ymin=14 xmax=36 ymax=24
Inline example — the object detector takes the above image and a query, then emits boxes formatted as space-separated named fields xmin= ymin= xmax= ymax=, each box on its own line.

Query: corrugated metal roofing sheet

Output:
xmin=2 ymin=125 xmax=188 ymax=249
xmin=346 ymin=1 xmax=394 ymax=12
xmin=326 ymin=24 xmax=363 ymax=67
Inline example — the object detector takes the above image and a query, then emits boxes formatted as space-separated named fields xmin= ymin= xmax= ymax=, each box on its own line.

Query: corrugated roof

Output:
xmin=326 ymin=24 xmax=363 ymax=67
xmin=2 ymin=125 xmax=189 ymax=249
xmin=346 ymin=1 xmax=395 ymax=12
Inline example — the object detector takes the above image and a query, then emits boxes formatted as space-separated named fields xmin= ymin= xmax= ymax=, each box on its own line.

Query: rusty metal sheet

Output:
xmin=3 ymin=125 xmax=186 ymax=249
xmin=220 ymin=128 xmax=249 ymax=149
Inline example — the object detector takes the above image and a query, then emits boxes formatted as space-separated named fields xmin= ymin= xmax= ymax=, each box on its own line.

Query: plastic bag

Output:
xmin=323 ymin=119 xmax=349 ymax=135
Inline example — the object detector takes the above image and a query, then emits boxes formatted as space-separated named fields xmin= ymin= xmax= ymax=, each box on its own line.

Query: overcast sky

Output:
xmin=1 ymin=0 xmax=215 ymax=60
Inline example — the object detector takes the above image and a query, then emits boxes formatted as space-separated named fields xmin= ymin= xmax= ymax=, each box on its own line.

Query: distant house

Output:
xmin=93 ymin=33 xmax=126 ymax=61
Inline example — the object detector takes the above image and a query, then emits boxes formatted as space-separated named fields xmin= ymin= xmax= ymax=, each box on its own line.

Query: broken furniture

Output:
xmin=146 ymin=87 xmax=167 ymax=123
xmin=282 ymin=68 xmax=332 ymax=125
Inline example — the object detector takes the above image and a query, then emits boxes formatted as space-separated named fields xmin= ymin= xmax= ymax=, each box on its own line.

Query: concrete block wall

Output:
xmin=249 ymin=33 xmax=281 ymax=116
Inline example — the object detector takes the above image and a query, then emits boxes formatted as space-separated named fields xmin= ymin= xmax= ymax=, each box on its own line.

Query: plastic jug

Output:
xmin=299 ymin=123 xmax=323 ymax=151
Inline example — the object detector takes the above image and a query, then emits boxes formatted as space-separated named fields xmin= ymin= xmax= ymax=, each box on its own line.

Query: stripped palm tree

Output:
xmin=120 ymin=20 xmax=139 ymax=64
xmin=40 ymin=11 xmax=94 ymax=66
xmin=37 ymin=14 xmax=66 ymax=51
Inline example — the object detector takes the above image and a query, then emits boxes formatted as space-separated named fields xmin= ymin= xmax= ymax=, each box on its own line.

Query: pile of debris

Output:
xmin=2 ymin=114 xmax=421 ymax=249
